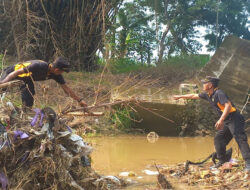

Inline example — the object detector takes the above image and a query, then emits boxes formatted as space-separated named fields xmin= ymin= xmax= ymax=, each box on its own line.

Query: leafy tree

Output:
xmin=140 ymin=0 xmax=203 ymax=65
xmin=197 ymin=0 xmax=250 ymax=51
xmin=106 ymin=1 xmax=156 ymax=65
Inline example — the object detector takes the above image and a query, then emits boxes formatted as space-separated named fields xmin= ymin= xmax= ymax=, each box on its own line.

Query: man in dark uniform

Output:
xmin=0 ymin=57 xmax=87 ymax=110
xmin=173 ymin=76 xmax=250 ymax=171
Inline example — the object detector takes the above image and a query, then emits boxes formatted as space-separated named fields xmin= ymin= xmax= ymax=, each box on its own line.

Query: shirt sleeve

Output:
xmin=51 ymin=74 xmax=66 ymax=85
xmin=198 ymin=92 xmax=209 ymax=101
xmin=217 ymin=90 xmax=229 ymax=105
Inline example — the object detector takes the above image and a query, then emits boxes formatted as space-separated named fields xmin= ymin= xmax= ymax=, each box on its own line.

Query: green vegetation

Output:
xmin=163 ymin=54 xmax=210 ymax=69
xmin=0 ymin=54 xmax=3 ymax=70
xmin=1 ymin=1 xmax=249 ymax=71
xmin=110 ymin=106 xmax=135 ymax=132
xmin=110 ymin=58 xmax=148 ymax=73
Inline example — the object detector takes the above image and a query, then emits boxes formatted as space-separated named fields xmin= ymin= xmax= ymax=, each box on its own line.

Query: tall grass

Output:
xmin=102 ymin=54 xmax=210 ymax=74
xmin=108 ymin=58 xmax=149 ymax=73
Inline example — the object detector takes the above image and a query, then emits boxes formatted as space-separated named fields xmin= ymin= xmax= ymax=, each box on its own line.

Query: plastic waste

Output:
xmin=119 ymin=171 xmax=136 ymax=177
xmin=81 ymin=155 xmax=91 ymax=167
xmin=94 ymin=176 xmax=121 ymax=186
xmin=69 ymin=134 xmax=92 ymax=154
xmin=31 ymin=108 xmax=44 ymax=127
xmin=142 ymin=169 xmax=159 ymax=175
xmin=0 ymin=172 xmax=8 ymax=190
xmin=41 ymin=123 xmax=54 ymax=140
xmin=57 ymin=131 xmax=71 ymax=137
xmin=147 ymin=131 xmax=159 ymax=143
xmin=119 ymin=172 xmax=130 ymax=177
xmin=66 ymin=125 xmax=72 ymax=133
xmin=14 ymin=130 xmax=29 ymax=140
xmin=6 ymin=101 xmax=16 ymax=112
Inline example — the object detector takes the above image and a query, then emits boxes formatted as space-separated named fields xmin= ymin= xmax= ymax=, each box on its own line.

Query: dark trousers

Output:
xmin=20 ymin=82 xmax=35 ymax=107
xmin=214 ymin=111 xmax=250 ymax=161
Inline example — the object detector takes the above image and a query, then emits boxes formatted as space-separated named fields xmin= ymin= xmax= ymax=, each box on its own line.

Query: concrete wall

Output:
xmin=198 ymin=35 xmax=250 ymax=108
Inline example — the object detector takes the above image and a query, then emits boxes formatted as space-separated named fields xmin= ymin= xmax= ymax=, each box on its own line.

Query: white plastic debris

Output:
xmin=57 ymin=131 xmax=71 ymax=137
xmin=6 ymin=101 xmax=16 ymax=111
xmin=142 ymin=170 xmax=159 ymax=175
xmin=119 ymin=172 xmax=129 ymax=177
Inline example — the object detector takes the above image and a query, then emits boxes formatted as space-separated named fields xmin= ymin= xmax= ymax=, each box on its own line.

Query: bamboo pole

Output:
xmin=62 ymin=99 xmax=138 ymax=114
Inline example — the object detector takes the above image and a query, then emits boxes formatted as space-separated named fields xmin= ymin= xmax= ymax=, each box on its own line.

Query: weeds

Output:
xmin=110 ymin=106 xmax=135 ymax=132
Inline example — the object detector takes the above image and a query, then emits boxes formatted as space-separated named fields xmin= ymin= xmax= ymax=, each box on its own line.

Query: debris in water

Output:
xmin=147 ymin=131 xmax=159 ymax=143
xmin=143 ymin=169 xmax=159 ymax=175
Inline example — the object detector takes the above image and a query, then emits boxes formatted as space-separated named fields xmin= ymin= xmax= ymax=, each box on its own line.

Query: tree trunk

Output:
xmin=157 ymin=24 xmax=170 ymax=65
xmin=147 ymin=46 xmax=151 ymax=66
xmin=156 ymin=0 xmax=169 ymax=65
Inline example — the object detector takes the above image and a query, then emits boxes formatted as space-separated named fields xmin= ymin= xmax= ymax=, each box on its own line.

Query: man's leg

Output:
xmin=213 ymin=124 xmax=233 ymax=167
xmin=228 ymin=112 xmax=250 ymax=165
xmin=20 ymin=82 xmax=35 ymax=111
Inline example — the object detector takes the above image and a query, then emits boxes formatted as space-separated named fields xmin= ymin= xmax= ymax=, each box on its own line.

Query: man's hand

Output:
xmin=79 ymin=99 xmax=88 ymax=107
xmin=215 ymin=119 xmax=224 ymax=130
xmin=173 ymin=95 xmax=182 ymax=100
xmin=79 ymin=99 xmax=89 ymax=113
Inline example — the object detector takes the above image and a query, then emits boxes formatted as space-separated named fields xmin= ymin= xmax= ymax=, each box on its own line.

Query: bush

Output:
xmin=110 ymin=106 xmax=135 ymax=131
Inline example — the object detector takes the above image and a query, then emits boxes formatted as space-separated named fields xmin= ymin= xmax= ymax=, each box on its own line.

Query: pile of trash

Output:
xmin=0 ymin=101 xmax=125 ymax=190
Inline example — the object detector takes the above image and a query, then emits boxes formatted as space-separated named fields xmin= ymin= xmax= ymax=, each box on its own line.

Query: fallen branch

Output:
xmin=65 ymin=111 xmax=104 ymax=117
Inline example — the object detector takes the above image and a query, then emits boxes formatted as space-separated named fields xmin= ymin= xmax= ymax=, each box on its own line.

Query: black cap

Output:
xmin=53 ymin=57 xmax=70 ymax=73
xmin=201 ymin=76 xmax=220 ymax=87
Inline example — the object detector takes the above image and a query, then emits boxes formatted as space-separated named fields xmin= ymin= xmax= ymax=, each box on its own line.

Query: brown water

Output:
xmin=86 ymin=135 xmax=238 ymax=189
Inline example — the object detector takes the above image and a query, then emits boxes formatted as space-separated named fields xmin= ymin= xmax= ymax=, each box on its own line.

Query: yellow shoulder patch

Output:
xmin=15 ymin=62 xmax=32 ymax=77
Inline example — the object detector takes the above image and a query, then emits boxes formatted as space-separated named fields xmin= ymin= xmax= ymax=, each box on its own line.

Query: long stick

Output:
xmin=134 ymin=102 xmax=175 ymax=123
xmin=62 ymin=99 xmax=138 ymax=114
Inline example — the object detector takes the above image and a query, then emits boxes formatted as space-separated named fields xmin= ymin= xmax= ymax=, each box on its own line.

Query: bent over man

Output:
xmin=173 ymin=76 xmax=250 ymax=171
xmin=0 ymin=57 xmax=87 ymax=110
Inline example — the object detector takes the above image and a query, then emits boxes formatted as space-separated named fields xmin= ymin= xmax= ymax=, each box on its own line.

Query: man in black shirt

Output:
xmin=173 ymin=76 xmax=250 ymax=171
xmin=0 ymin=57 xmax=87 ymax=110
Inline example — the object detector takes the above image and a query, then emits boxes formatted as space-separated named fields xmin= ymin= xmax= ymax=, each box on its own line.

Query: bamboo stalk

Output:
xmin=62 ymin=99 xmax=138 ymax=114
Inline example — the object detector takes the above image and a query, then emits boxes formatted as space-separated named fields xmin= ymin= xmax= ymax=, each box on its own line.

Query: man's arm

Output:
xmin=0 ymin=69 xmax=25 ymax=83
xmin=60 ymin=84 xmax=87 ymax=107
xmin=215 ymin=101 xmax=232 ymax=130
xmin=173 ymin=94 xmax=200 ymax=100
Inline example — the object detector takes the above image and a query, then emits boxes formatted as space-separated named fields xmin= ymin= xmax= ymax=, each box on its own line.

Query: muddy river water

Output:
xmin=86 ymin=135 xmax=239 ymax=189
